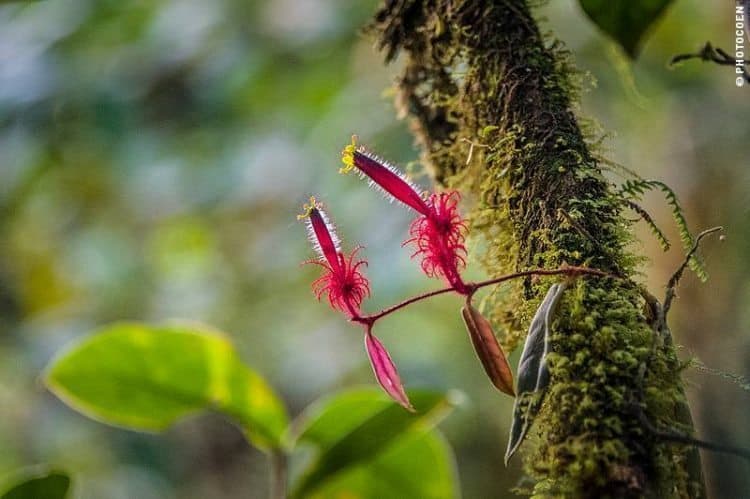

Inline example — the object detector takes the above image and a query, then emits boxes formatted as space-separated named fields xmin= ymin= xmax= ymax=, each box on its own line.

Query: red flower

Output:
xmin=299 ymin=197 xmax=370 ymax=318
xmin=300 ymin=197 xmax=413 ymax=409
xmin=341 ymin=138 xmax=469 ymax=292
xmin=406 ymin=191 xmax=468 ymax=292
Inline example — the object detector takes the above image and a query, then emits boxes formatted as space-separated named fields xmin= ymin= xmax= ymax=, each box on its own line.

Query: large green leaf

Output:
xmin=44 ymin=322 xmax=288 ymax=451
xmin=578 ymin=0 xmax=675 ymax=57
xmin=309 ymin=430 xmax=459 ymax=499
xmin=290 ymin=388 xmax=460 ymax=498
xmin=0 ymin=468 xmax=70 ymax=499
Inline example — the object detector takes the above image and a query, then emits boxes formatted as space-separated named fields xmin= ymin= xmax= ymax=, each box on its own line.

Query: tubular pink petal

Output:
xmin=352 ymin=151 xmax=430 ymax=216
xmin=364 ymin=329 xmax=415 ymax=412
xmin=298 ymin=197 xmax=341 ymax=270
xmin=308 ymin=208 xmax=341 ymax=271
xmin=341 ymin=137 xmax=430 ymax=216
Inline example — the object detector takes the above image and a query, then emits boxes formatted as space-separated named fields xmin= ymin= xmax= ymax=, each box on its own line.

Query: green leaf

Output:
xmin=506 ymin=282 xmax=568 ymax=464
xmin=290 ymin=388 xmax=461 ymax=498
xmin=578 ymin=0 xmax=675 ymax=57
xmin=44 ymin=322 xmax=288 ymax=451
xmin=308 ymin=429 xmax=459 ymax=499
xmin=1 ymin=468 xmax=70 ymax=499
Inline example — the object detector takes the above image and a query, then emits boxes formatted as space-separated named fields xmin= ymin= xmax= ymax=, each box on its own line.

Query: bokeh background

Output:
xmin=0 ymin=0 xmax=748 ymax=497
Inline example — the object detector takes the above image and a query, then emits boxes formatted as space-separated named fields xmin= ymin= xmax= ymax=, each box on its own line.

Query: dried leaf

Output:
xmin=505 ymin=281 xmax=568 ymax=464
xmin=365 ymin=330 xmax=415 ymax=412
xmin=461 ymin=304 xmax=515 ymax=396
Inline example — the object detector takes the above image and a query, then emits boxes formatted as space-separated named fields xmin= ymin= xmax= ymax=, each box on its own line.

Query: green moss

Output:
xmin=370 ymin=1 xmax=703 ymax=497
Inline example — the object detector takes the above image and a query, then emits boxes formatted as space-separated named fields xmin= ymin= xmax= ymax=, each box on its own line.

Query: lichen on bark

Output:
xmin=369 ymin=1 xmax=706 ymax=497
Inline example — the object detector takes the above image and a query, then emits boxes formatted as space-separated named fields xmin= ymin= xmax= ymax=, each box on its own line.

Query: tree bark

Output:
xmin=370 ymin=1 xmax=706 ymax=497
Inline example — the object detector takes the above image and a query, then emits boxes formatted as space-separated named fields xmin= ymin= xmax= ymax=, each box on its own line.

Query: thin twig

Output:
xmin=460 ymin=137 xmax=488 ymax=165
xmin=663 ymin=226 xmax=723 ymax=317
xmin=471 ymin=266 xmax=612 ymax=290
xmin=691 ymin=358 xmax=750 ymax=393
xmin=670 ymin=42 xmax=750 ymax=84
xmin=634 ymin=405 xmax=750 ymax=462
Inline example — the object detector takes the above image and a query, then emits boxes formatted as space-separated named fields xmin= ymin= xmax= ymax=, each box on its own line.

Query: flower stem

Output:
xmin=269 ymin=450 xmax=287 ymax=499
xmin=352 ymin=266 xmax=612 ymax=326
xmin=356 ymin=286 xmax=457 ymax=324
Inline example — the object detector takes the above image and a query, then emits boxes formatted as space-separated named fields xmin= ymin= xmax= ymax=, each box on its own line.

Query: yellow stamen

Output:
xmin=297 ymin=196 xmax=318 ymax=220
xmin=340 ymin=135 xmax=358 ymax=174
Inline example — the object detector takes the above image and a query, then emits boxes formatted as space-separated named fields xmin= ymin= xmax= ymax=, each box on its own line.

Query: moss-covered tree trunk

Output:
xmin=371 ymin=1 xmax=706 ymax=497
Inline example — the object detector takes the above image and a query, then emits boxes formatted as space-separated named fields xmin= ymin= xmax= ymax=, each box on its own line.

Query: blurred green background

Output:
xmin=0 ymin=0 xmax=747 ymax=497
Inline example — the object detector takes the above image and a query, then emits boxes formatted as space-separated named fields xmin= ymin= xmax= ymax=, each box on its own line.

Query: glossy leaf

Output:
xmin=0 ymin=468 xmax=70 ymax=499
xmin=365 ymin=330 xmax=414 ymax=411
xmin=461 ymin=304 xmax=514 ymax=396
xmin=579 ymin=0 xmax=675 ymax=57
xmin=290 ymin=388 xmax=460 ymax=498
xmin=308 ymin=429 xmax=460 ymax=499
xmin=506 ymin=282 xmax=568 ymax=464
xmin=44 ymin=322 xmax=288 ymax=451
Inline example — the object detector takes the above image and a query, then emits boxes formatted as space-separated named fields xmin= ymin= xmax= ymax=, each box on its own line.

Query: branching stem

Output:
xmin=351 ymin=266 xmax=612 ymax=326
xmin=670 ymin=42 xmax=750 ymax=84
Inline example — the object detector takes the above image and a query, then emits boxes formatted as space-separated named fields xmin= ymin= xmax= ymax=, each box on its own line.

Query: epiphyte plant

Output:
xmin=300 ymin=136 xmax=609 ymax=412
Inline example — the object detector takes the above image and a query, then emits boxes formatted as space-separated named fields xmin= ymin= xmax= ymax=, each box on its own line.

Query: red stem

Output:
xmin=351 ymin=266 xmax=612 ymax=326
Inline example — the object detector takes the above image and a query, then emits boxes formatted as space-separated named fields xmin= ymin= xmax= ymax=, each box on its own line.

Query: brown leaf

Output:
xmin=461 ymin=304 xmax=515 ymax=396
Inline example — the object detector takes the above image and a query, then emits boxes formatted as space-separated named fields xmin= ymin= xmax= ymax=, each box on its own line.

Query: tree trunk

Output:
xmin=370 ymin=1 xmax=706 ymax=497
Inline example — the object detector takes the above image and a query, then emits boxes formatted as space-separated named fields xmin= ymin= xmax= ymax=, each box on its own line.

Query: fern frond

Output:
xmin=624 ymin=200 xmax=670 ymax=251
xmin=595 ymin=155 xmax=644 ymax=181
xmin=617 ymin=179 xmax=708 ymax=281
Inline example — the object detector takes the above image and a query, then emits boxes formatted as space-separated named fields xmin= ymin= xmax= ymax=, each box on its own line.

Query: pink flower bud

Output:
xmin=364 ymin=327 xmax=414 ymax=412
